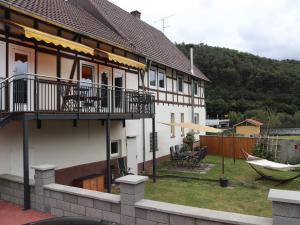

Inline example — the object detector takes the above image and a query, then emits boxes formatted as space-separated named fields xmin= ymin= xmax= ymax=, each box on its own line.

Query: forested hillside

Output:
xmin=177 ymin=43 xmax=300 ymax=127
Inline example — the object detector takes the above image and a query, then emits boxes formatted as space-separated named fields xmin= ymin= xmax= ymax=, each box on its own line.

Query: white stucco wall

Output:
xmin=0 ymin=120 xmax=126 ymax=178
xmin=126 ymin=103 xmax=206 ymax=165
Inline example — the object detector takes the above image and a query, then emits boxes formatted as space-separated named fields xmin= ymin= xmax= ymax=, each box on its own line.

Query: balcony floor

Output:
xmin=0 ymin=200 xmax=52 ymax=225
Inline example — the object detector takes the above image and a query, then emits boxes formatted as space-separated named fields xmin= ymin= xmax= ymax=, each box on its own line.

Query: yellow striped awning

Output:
xmin=5 ymin=20 xmax=94 ymax=55
xmin=96 ymin=49 xmax=146 ymax=70
xmin=159 ymin=122 xmax=224 ymax=133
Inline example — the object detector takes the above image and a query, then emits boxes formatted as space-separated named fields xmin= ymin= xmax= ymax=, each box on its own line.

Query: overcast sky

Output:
xmin=109 ymin=0 xmax=300 ymax=60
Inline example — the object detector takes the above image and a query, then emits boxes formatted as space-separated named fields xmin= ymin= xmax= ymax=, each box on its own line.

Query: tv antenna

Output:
xmin=154 ymin=14 xmax=174 ymax=33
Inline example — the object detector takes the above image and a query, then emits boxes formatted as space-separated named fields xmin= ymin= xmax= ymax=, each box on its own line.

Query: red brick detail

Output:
xmin=55 ymin=158 xmax=126 ymax=186
xmin=137 ymin=154 xmax=171 ymax=173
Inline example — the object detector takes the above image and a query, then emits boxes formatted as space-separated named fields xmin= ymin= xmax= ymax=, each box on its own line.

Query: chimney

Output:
xmin=190 ymin=47 xmax=194 ymax=75
xmin=131 ymin=10 xmax=141 ymax=19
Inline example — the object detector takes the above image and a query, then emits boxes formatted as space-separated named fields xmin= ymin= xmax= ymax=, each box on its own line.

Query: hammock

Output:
xmin=241 ymin=149 xmax=300 ymax=182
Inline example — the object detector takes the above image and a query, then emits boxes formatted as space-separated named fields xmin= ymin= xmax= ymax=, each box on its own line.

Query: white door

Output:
xmin=126 ymin=136 xmax=138 ymax=174
xmin=80 ymin=61 xmax=97 ymax=111
xmin=99 ymin=70 xmax=110 ymax=111
xmin=9 ymin=44 xmax=34 ymax=112
xmin=113 ymin=69 xmax=124 ymax=111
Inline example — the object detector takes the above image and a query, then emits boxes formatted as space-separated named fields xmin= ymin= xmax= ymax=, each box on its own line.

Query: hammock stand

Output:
xmin=241 ymin=149 xmax=300 ymax=183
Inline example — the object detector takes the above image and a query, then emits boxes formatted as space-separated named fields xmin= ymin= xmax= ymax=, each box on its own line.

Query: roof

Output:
xmin=0 ymin=0 xmax=209 ymax=81
xmin=233 ymin=119 xmax=263 ymax=127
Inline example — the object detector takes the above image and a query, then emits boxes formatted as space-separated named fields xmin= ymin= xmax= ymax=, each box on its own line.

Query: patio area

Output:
xmin=0 ymin=200 xmax=52 ymax=225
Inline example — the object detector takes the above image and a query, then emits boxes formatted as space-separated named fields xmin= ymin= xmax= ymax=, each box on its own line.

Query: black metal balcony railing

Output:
xmin=0 ymin=74 xmax=155 ymax=116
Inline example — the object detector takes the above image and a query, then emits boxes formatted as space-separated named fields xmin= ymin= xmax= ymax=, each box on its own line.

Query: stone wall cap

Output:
xmin=44 ymin=183 xmax=120 ymax=204
xmin=31 ymin=164 xmax=56 ymax=171
xmin=135 ymin=199 xmax=272 ymax=225
xmin=0 ymin=174 xmax=35 ymax=186
xmin=268 ymin=189 xmax=300 ymax=204
xmin=115 ymin=175 xmax=148 ymax=185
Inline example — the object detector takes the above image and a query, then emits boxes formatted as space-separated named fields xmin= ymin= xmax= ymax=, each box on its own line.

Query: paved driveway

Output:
xmin=0 ymin=200 xmax=52 ymax=225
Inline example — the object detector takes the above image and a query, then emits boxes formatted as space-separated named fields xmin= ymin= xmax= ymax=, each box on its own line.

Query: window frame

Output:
xmin=180 ymin=113 xmax=185 ymax=137
xmin=193 ymin=81 xmax=198 ymax=96
xmin=158 ymin=69 xmax=166 ymax=89
xmin=149 ymin=68 xmax=157 ymax=88
xmin=177 ymin=75 xmax=184 ymax=93
xmin=111 ymin=140 xmax=121 ymax=158
xmin=171 ymin=113 xmax=175 ymax=138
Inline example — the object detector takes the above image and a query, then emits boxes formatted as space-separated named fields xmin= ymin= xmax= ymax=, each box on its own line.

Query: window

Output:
xmin=149 ymin=69 xmax=156 ymax=87
xmin=193 ymin=81 xmax=198 ymax=96
xmin=181 ymin=113 xmax=185 ymax=136
xmin=194 ymin=113 xmax=199 ymax=124
xmin=101 ymin=72 xmax=109 ymax=107
xmin=158 ymin=70 xmax=165 ymax=89
xmin=13 ymin=53 xmax=28 ymax=104
xmin=111 ymin=140 xmax=121 ymax=157
xmin=178 ymin=76 xmax=183 ymax=93
xmin=194 ymin=113 xmax=199 ymax=133
xmin=82 ymin=65 xmax=93 ymax=83
xmin=171 ymin=113 xmax=175 ymax=137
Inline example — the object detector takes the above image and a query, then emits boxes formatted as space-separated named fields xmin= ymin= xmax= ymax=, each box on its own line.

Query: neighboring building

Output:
xmin=206 ymin=118 xmax=230 ymax=128
xmin=0 ymin=0 xmax=208 ymax=207
xmin=234 ymin=119 xmax=263 ymax=137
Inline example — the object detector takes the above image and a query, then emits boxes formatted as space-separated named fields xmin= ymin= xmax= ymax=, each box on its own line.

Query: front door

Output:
xmin=126 ymin=136 xmax=138 ymax=174
xmin=9 ymin=44 xmax=34 ymax=112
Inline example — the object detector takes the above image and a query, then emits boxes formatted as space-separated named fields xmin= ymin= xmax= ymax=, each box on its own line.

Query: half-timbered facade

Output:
xmin=0 ymin=0 xmax=208 ymax=209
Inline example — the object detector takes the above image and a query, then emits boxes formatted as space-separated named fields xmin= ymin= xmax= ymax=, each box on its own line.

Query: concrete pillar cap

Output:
xmin=116 ymin=175 xmax=148 ymax=185
xmin=31 ymin=164 xmax=56 ymax=171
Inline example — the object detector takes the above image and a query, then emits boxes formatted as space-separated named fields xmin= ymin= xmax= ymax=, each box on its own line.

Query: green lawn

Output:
xmin=144 ymin=155 xmax=300 ymax=217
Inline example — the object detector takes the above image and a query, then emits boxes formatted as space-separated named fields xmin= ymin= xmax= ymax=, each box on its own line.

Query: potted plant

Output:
xmin=183 ymin=132 xmax=195 ymax=151
xmin=219 ymin=174 xmax=229 ymax=187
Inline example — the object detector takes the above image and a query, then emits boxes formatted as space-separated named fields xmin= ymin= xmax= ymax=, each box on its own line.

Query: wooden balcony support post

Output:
xmin=106 ymin=118 xmax=112 ymax=193
xmin=23 ymin=117 xmax=30 ymax=210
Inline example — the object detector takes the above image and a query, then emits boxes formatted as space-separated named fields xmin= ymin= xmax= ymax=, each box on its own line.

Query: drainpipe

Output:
xmin=190 ymin=47 xmax=195 ymax=124
xmin=142 ymin=59 xmax=152 ymax=171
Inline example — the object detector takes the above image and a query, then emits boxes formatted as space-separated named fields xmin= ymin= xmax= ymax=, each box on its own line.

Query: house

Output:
xmin=233 ymin=119 xmax=263 ymax=137
xmin=0 ymin=0 xmax=208 ymax=209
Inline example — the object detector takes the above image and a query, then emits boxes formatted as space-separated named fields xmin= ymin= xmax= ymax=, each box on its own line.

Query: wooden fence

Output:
xmin=199 ymin=135 xmax=257 ymax=159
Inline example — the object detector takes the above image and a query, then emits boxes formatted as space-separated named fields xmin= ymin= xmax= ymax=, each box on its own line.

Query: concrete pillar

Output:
xmin=269 ymin=189 xmax=300 ymax=225
xmin=32 ymin=164 xmax=56 ymax=212
xmin=116 ymin=175 xmax=148 ymax=225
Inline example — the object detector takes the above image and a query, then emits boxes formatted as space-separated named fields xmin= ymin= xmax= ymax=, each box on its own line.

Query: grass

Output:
xmin=144 ymin=155 xmax=300 ymax=217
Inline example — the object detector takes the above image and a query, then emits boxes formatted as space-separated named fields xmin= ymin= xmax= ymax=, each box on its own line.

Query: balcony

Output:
xmin=0 ymin=74 xmax=155 ymax=122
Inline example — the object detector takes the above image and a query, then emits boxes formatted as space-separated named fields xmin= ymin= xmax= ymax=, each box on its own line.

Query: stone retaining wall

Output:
xmin=0 ymin=174 xmax=36 ymax=208
xmin=43 ymin=183 xmax=121 ymax=223
xmin=4 ymin=165 xmax=299 ymax=225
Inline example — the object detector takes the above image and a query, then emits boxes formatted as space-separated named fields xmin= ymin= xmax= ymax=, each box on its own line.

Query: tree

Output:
xmin=228 ymin=111 xmax=244 ymax=126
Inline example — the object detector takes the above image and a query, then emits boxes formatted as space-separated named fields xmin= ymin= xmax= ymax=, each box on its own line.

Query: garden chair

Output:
xmin=190 ymin=146 xmax=208 ymax=167
xmin=118 ymin=158 xmax=134 ymax=176
xmin=174 ymin=145 xmax=180 ymax=156
xmin=170 ymin=146 xmax=176 ymax=161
